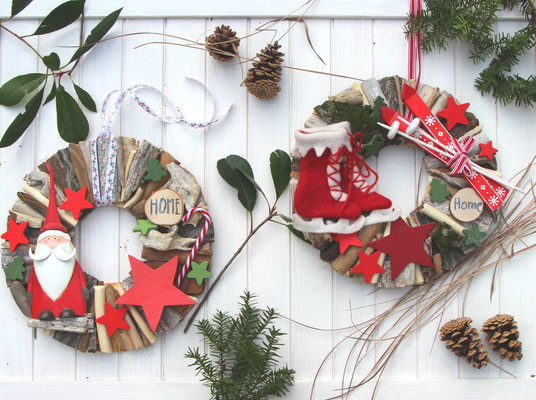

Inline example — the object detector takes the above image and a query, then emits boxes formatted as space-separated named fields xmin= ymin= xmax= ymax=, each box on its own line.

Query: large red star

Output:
xmin=1 ymin=219 xmax=29 ymax=252
xmin=369 ymin=218 xmax=435 ymax=280
xmin=116 ymin=255 xmax=196 ymax=331
xmin=351 ymin=251 xmax=385 ymax=283
xmin=437 ymin=96 xmax=470 ymax=130
xmin=332 ymin=232 xmax=363 ymax=253
xmin=96 ymin=302 xmax=130 ymax=337
xmin=479 ymin=140 xmax=498 ymax=161
xmin=59 ymin=187 xmax=94 ymax=220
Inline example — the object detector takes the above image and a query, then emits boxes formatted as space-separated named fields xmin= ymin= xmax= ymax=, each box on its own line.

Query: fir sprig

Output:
xmin=405 ymin=0 xmax=536 ymax=106
xmin=185 ymin=292 xmax=295 ymax=400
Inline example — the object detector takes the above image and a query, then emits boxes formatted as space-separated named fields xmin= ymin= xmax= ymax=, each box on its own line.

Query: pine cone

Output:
xmin=244 ymin=41 xmax=284 ymax=99
xmin=206 ymin=25 xmax=240 ymax=62
xmin=439 ymin=317 xmax=489 ymax=369
xmin=482 ymin=314 xmax=523 ymax=361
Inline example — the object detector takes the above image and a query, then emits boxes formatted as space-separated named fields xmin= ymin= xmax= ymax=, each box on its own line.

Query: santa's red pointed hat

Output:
xmin=37 ymin=162 xmax=70 ymax=242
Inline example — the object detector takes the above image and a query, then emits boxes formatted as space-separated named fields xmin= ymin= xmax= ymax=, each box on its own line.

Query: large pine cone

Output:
xmin=482 ymin=314 xmax=523 ymax=361
xmin=206 ymin=25 xmax=240 ymax=62
xmin=244 ymin=41 xmax=284 ymax=99
xmin=439 ymin=317 xmax=489 ymax=369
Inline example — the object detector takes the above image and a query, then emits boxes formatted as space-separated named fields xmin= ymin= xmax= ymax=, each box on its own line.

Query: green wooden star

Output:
xmin=463 ymin=223 xmax=486 ymax=247
xmin=4 ymin=256 xmax=25 ymax=281
xmin=371 ymin=96 xmax=387 ymax=121
xmin=144 ymin=158 xmax=166 ymax=182
xmin=429 ymin=178 xmax=451 ymax=203
xmin=187 ymin=261 xmax=212 ymax=285
xmin=363 ymin=135 xmax=385 ymax=158
xmin=133 ymin=219 xmax=157 ymax=236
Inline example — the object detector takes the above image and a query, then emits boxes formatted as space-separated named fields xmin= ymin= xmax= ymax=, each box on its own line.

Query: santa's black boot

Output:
xmin=38 ymin=310 xmax=55 ymax=320
xmin=59 ymin=308 xmax=77 ymax=318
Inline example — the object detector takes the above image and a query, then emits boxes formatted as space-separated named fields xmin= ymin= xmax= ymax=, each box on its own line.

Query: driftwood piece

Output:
xmin=330 ymin=224 xmax=382 ymax=274
xmin=304 ymin=114 xmax=328 ymax=129
xmin=94 ymin=285 xmax=113 ymax=353
xmin=11 ymin=199 xmax=45 ymax=228
xmin=117 ymin=137 xmax=137 ymax=194
xmin=361 ymin=78 xmax=388 ymax=105
xmin=445 ymin=112 xmax=479 ymax=139
xmin=378 ymin=76 xmax=399 ymax=112
xmin=328 ymin=85 xmax=363 ymax=106
xmin=140 ymin=152 xmax=174 ymax=201
xmin=370 ymin=222 xmax=391 ymax=285
xmin=429 ymin=168 xmax=470 ymax=189
xmin=9 ymin=280 xmax=31 ymax=317
xmin=104 ymin=284 xmax=135 ymax=352
xmin=430 ymin=90 xmax=451 ymax=114
xmin=69 ymin=143 xmax=94 ymax=203
xmin=417 ymin=84 xmax=439 ymax=107
xmin=166 ymin=162 xmax=202 ymax=211
xmin=123 ymin=187 xmax=144 ymax=209
xmin=141 ymin=246 xmax=212 ymax=265
xmin=394 ymin=75 xmax=405 ymax=115
xmin=304 ymin=232 xmax=332 ymax=250
xmin=56 ymin=148 xmax=80 ymax=191
xmin=27 ymin=314 xmax=95 ymax=333
xmin=22 ymin=184 xmax=76 ymax=228
xmin=433 ymin=253 xmax=443 ymax=276
xmin=24 ymin=170 xmax=66 ymax=204
xmin=122 ymin=140 xmax=158 ymax=202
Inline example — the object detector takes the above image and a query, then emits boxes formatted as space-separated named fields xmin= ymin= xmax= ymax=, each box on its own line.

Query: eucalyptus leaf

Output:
xmin=55 ymin=84 xmax=88 ymax=142
xmin=270 ymin=149 xmax=291 ymax=200
xmin=31 ymin=0 xmax=85 ymax=36
xmin=43 ymin=52 xmax=60 ymax=70
xmin=286 ymin=224 xmax=310 ymax=244
xmin=73 ymin=83 xmax=96 ymax=112
xmin=0 ymin=87 xmax=43 ymax=148
xmin=217 ymin=155 xmax=257 ymax=212
xmin=0 ymin=73 xmax=46 ymax=106
xmin=69 ymin=7 xmax=123 ymax=63
xmin=11 ymin=0 xmax=33 ymax=17
xmin=43 ymin=81 xmax=57 ymax=105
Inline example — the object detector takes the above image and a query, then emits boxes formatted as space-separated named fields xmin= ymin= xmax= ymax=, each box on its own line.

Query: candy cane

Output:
xmin=177 ymin=207 xmax=212 ymax=287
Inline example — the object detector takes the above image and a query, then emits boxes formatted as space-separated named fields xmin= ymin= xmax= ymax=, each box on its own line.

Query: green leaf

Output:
xmin=69 ymin=7 xmax=122 ymax=63
xmin=42 ymin=52 xmax=60 ymax=70
xmin=73 ymin=83 xmax=96 ymax=112
xmin=269 ymin=149 xmax=291 ymax=200
xmin=55 ymin=84 xmax=89 ymax=143
xmin=0 ymin=73 xmax=46 ymax=106
xmin=0 ymin=87 xmax=43 ymax=148
xmin=286 ymin=224 xmax=310 ymax=244
xmin=43 ymin=80 xmax=57 ymax=105
xmin=11 ymin=0 xmax=33 ymax=17
xmin=217 ymin=155 xmax=257 ymax=212
xmin=31 ymin=0 xmax=85 ymax=36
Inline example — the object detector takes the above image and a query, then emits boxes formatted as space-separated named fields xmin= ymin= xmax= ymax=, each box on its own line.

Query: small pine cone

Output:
xmin=440 ymin=317 xmax=489 ymax=369
xmin=244 ymin=41 xmax=284 ymax=99
xmin=482 ymin=314 xmax=523 ymax=361
xmin=206 ymin=25 xmax=240 ymax=62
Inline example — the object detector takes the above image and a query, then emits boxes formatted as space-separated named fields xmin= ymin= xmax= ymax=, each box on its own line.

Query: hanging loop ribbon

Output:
xmin=446 ymin=135 xmax=475 ymax=175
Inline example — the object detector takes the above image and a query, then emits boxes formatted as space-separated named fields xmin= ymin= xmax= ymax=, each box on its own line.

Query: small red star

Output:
xmin=116 ymin=255 xmax=196 ymax=331
xmin=59 ymin=187 xmax=94 ymax=220
xmin=1 ymin=219 xmax=29 ymax=252
xmin=351 ymin=251 xmax=385 ymax=283
xmin=437 ymin=96 xmax=470 ymax=130
xmin=96 ymin=302 xmax=130 ymax=337
xmin=479 ymin=140 xmax=498 ymax=161
xmin=369 ymin=218 xmax=435 ymax=280
xmin=332 ymin=232 xmax=363 ymax=253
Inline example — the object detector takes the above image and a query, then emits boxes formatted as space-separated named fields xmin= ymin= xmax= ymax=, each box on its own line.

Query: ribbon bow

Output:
xmin=446 ymin=135 xmax=475 ymax=175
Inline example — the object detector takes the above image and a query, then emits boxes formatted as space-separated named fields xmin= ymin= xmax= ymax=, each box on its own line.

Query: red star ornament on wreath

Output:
xmin=436 ymin=96 xmax=470 ymax=130
xmin=96 ymin=302 xmax=130 ymax=337
xmin=479 ymin=141 xmax=498 ymax=161
xmin=1 ymin=218 xmax=29 ymax=252
xmin=59 ymin=187 xmax=94 ymax=220
xmin=351 ymin=251 xmax=385 ymax=284
xmin=369 ymin=218 xmax=435 ymax=280
xmin=116 ymin=255 xmax=196 ymax=331
xmin=332 ymin=232 xmax=363 ymax=253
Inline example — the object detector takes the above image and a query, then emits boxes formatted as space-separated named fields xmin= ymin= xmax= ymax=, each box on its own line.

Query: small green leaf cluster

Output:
xmin=185 ymin=292 xmax=295 ymax=400
xmin=405 ymin=0 xmax=536 ymax=106
xmin=0 ymin=0 xmax=122 ymax=147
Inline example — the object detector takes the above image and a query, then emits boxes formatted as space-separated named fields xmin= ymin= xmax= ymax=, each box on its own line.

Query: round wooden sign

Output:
xmin=450 ymin=188 xmax=484 ymax=222
xmin=145 ymin=188 xmax=184 ymax=226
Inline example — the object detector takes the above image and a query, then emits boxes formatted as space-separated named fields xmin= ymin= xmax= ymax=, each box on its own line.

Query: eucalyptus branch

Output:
xmin=0 ymin=24 xmax=43 ymax=61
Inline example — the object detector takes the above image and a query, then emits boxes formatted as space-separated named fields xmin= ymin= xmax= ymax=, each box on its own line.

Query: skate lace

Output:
xmin=327 ymin=131 xmax=379 ymax=205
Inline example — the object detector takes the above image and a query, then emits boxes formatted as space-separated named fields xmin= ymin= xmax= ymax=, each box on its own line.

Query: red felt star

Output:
xmin=351 ymin=251 xmax=385 ymax=284
xmin=116 ymin=255 xmax=196 ymax=331
xmin=59 ymin=187 xmax=94 ymax=220
xmin=332 ymin=232 xmax=363 ymax=253
xmin=1 ymin=219 xmax=29 ymax=252
xmin=369 ymin=218 xmax=435 ymax=280
xmin=437 ymin=96 xmax=470 ymax=130
xmin=479 ymin=140 xmax=498 ymax=161
xmin=96 ymin=302 xmax=130 ymax=337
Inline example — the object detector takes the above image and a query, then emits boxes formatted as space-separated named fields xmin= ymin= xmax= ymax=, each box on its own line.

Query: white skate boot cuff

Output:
xmin=293 ymin=121 xmax=352 ymax=158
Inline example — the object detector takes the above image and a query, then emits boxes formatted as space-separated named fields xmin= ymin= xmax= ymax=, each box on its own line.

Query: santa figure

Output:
xmin=27 ymin=163 xmax=88 ymax=320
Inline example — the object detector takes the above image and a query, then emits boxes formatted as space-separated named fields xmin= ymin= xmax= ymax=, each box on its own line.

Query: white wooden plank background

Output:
xmin=1 ymin=2 xmax=535 ymax=399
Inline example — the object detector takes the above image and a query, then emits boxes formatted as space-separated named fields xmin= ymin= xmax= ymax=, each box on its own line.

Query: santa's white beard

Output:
xmin=29 ymin=242 xmax=77 ymax=301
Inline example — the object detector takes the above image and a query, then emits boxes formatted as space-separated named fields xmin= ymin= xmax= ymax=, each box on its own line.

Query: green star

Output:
xmin=463 ymin=223 xmax=486 ymax=247
xmin=187 ymin=261 xmax=212 ymax=285
xmin=363 ymin=135 xmax=385 ymax=158
xmin=144 ymin=158 xmax=167 ymax=182
xmin=371 ymin=96 xmax=388 ymax=121
xmin=133 ymin=219 xmax=157 ymax=236
xmin=4 ymin=256 xmax=25 ymax=281
xmin=429 ymin=178 xmax=450 ymax=203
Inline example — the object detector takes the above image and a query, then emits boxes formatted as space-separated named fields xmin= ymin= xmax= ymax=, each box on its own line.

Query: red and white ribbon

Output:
xmin=407 ymin=0 xmax=422 ymax=119
xmin=446 ymin=135 xmax=475 ymax=175
xmin=176 ymin=207 xmax=212 ymax=287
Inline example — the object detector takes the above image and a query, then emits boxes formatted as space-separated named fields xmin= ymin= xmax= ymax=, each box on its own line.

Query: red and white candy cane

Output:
xmin=177 ymin=207 xmax=212 ymax=287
